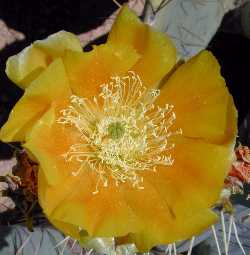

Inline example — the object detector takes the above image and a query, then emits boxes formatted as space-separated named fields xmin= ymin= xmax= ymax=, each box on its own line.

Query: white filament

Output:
xmin=58 ymin=71 xmax=180 ymax=194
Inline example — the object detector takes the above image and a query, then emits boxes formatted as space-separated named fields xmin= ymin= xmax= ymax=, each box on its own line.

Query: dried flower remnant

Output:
xmin=220 ymin=145 xmax=250 ymax=213
xmin=236 ymin=145 xmax=250 ymax=164
xmin=225 ymin=145 xmax=250 ymax=194
xmin=13 ymin=151 xmax=38 ymax=201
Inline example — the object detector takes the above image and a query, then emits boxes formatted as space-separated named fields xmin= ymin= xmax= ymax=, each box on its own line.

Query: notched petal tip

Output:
xmin=34 ymin=30 xmax=82 ymax=57
xmin=108 ymin=5 xmax=177 ymax=88
xmin=5 ymin=45 xmax=47 ymax=89
xmin=63 ymin=43 xmax=140 ymax=98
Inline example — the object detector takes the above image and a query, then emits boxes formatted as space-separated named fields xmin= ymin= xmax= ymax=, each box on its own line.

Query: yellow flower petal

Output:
xmin=63 ymin=43 xmax=139 ymax=98
xmin=50 ymin=181 xmax=140 ymax=237
xmin=24 ymin=105 xmax=79 ymax=185
xmin=117 ymin=179 xmax=216 ymax=252
xmin=6 ymin=46 xmax=47 ymax=89
xmin=140 ymin=139 xmax=233 ymax=220
xmin=108 ymin=5 xmax=177 ymax=88
xmin=6 ymin=31 xmax=82 ymax=89
xmin=156 ymin=50 xmax=237 ymax=144
xmin=117 ymin=136 xmax=233 ymax=251
xmin=34 ymin=126 xmax=229 ymax=252
xmin=39 ymin=159 xmax=135 ymax=239
xmin=26 ymin=107 xmax=140 ymax=236
xmin=127 ymin=209 xmax=217 ymax=252
xmin=0 ymin=59 xmax=71 ymax=142
xmin=25 ymin=104 xmax=141 ymax=237
xmin=38 ymin=168 xmax=81 ymax=239
xmin=23 ymin=50 xmax=236 ymax=251
xmin=34 ymin=31 xmax=82 ymax=57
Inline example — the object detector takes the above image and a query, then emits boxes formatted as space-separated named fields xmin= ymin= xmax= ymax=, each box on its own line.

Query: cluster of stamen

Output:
xmin=57 ymin=71 xmax=181 ymax=194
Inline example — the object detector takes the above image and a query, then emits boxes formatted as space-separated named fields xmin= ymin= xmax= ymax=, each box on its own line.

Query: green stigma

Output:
xmin=108 ymin=122 xmax=125 ymax=139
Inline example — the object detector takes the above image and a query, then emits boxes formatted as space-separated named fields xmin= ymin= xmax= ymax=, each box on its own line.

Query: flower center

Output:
xmin=108 ymin=122 xmax=125 ymax=139
xmin=57 ymin=71 xmax=181 ymax=194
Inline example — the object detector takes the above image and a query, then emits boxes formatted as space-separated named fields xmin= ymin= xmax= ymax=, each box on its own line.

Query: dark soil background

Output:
xmin=0 ymin=1 xmax=250 ymax=154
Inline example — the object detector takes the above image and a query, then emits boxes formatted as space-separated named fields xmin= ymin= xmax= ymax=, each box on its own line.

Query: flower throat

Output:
xmin=57 ymin=71 xmax=182 ymax=194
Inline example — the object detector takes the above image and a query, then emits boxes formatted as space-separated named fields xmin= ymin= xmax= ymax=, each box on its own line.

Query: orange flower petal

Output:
xmin=108 ymin=5 xmax=177 ymax=88
xmin=24 ymin=105 xmax=80 ymax=185
xmin=148 ymin=137 xmax=234 ymax=213
xmin=25 ymin=106 xmax=141 ymax=237
xmin=24 ymin=107 xmax=137 ymax=236
xmin=33 ymin=127 xmax=141 ymax=237
xmin=23 ymin=51 xmax=236 ymax=251
xmin=38 ymin=155 xmax=176 ymax=246
xmin=50 ymin=180 xmax=140 ymax=238
xmin=156 ymin=50 xmax=237 ymax=144
xmin=38 ymin=169 xmax=80 ymax=239
xmin=119 ymin=136 xmax=233 ymax=251
xmin=126 ymin=209 xmax=217 ymax=252
xmin=0 ymin=59 xmax=71 ymax=142
xmin=37 ymin=137 xmax=229 ymax=251
xmin=63 ymin=43 xmax=139 ymax=98
xmin=6 ymin=31 xmax=82 ymax=89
